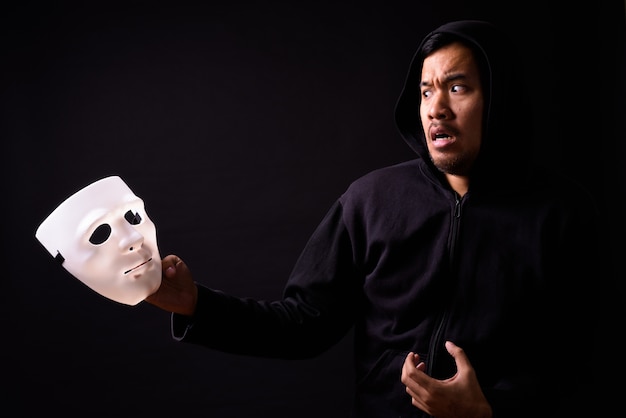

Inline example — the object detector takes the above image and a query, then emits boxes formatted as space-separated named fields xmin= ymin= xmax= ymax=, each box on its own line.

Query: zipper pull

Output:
xmin=454 ymin=195 xmax=461 ymax=218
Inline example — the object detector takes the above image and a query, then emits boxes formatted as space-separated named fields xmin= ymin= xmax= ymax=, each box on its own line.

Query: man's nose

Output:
xmin=427 ymin=94 xmax=451 ymax=119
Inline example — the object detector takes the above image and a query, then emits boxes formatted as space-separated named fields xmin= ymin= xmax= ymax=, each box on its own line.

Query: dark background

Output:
xmin=2 ymin=1 xmax=625 ymax=417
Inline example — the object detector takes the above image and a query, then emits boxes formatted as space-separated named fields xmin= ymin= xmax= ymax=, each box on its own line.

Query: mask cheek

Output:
xmin=136 ymin=222 xmax=160 ymax=254
xmin=64 ymin=240 xmax=121 ymax=290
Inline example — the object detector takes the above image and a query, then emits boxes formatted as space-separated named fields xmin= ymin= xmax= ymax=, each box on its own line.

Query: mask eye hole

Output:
xmin=89 ymin=224 xmax=112 ymax=245
xmin=124 ymin=210 xmax=142 ymax=225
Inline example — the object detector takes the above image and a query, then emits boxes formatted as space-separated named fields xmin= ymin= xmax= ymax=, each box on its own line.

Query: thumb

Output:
xmin=445 ymin=340 xmax=470 ymax=373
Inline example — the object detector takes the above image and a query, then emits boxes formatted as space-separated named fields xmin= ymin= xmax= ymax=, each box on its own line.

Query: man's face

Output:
xmin=36 ymin=176 xmax=161 ymax=306
xmin=419 ymin=42 xmax=484 ymax=177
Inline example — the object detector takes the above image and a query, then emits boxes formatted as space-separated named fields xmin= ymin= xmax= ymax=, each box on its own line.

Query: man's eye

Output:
xmin=89 ymin=224 xmax=112 ymax=245
xmin=124 ymin=210 xmax=142 ymax=225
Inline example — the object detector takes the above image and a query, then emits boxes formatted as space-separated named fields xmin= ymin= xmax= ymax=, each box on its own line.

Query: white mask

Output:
xmin=35 ymin=176 xmax=162 ymax=306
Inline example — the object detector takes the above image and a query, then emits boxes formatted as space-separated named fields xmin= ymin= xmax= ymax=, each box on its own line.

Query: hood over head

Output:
xmin=394 ymin=20 xmax=533 ymax=192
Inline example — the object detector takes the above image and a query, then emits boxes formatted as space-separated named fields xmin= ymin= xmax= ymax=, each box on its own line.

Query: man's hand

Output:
xmin=401 ymin=341 xmax=493 ymax=418
xmin=144 ymin=254 xmax=198 ymax=316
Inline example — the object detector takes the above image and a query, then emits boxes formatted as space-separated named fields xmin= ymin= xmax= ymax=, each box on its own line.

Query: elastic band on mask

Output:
xmin=55 ymin=251 xmax=65 ymax=264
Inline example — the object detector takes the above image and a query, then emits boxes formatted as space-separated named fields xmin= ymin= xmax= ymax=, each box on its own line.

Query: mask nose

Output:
xmin=118 ymin=225 xmax=144 ymax=252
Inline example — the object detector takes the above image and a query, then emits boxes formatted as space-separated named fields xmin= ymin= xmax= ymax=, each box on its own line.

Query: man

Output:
xmin=146 ymin=20 xmax=601 ymax=417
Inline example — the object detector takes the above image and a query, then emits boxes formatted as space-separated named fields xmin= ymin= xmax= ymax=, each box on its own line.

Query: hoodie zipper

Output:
xmin=426 ymin=193 xmax=462 ymax=378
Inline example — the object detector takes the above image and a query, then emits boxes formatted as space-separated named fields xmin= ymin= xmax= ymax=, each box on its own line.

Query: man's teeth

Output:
xmin=435 ymin=134 xmax=449 ymax=139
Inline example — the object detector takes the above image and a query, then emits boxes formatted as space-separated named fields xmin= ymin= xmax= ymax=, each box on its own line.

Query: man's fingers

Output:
xmin=161 ymin=254 xmax=182 ymax=278
xmin=165 ymin=265 xmax=176 ymax=278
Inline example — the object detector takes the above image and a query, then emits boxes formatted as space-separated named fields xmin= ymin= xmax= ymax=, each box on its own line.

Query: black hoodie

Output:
xmin=172 ymin=20 xmax=601 ymax=418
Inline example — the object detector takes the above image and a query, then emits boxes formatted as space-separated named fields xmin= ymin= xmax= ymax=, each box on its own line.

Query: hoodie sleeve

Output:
xmin=170 ymin=199 xmax=359 ymax=359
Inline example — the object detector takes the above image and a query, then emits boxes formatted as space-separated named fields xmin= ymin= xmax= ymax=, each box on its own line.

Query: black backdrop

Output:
xmin=2 ymin=1 xmax=625 ymax=417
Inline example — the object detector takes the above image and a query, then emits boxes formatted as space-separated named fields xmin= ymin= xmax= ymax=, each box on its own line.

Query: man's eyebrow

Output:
xmin=420 ymin=72 xmax=467 ymax=87
xmin=445 ymin=72 xmax=467 ymax=82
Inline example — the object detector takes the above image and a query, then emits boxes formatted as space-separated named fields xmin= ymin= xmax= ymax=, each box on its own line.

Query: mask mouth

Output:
xmin=124 ymin=258 xmax=152 ymax=275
